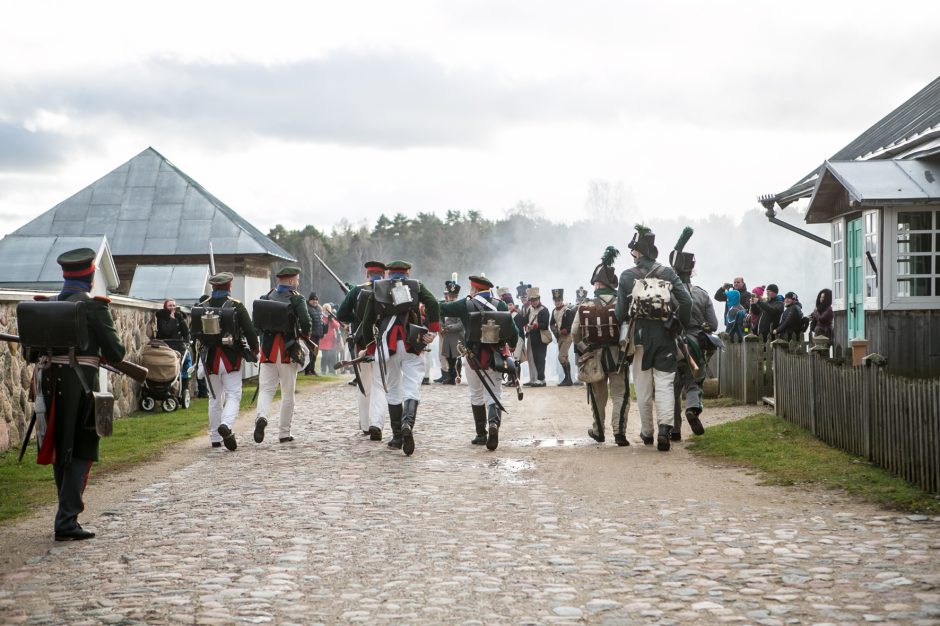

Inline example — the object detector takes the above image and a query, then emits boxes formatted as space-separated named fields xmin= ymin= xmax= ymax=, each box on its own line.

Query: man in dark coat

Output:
xmin=197 ymin=272 xmax=259 ymax=451
xmin=436 ymin=275 xmax=464 ymax=385
xmin=523 ymin=287 xmax=551 ymax=387
xmin=440 ymin=275 xmax=519 ymax=450
xmin=774 ymin=292 xmax=804 ymax=341
xmin=756 ymin=283 xmax=784 ymax=340
xmin=31 ymin=248 xmax=127 ymax=540
xmin=616 ymin=225 xmax=692 ymax=451
xmin=252 ymin=266 xmax=313 ymax=444
xmin=713 ymin=276 xmax=752 ymax=318
xmin=304 ymin=292 xmax=325 ymax=375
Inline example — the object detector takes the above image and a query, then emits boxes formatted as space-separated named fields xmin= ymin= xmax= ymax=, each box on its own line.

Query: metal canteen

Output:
xmin=202 ymin=312 xmax=222 ymax=335
xmin=481 ymin=318 xmax=501 ymax=344
xmin=391 ymin=280 xmax=412 ymax=306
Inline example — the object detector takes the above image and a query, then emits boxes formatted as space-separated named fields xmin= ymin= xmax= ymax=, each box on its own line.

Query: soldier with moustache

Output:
xmin=615 ymin=225 xmax=691 ymax=451
xmin=440 ymin=276 xmax=519 ymax=450
xmin=360 ymin=260 xmax=441 ymax=455
xmin=197 ymin=272 xmax=259 ymax=451
xmin=523 ymin=287 xmax=551 ymax=387
xmin=27 ymin=248 xmax=127 ymax=540
xmin=252 ymin=266 xmax=312 ymax=444
xmin=550 ymin=288 xmax=577 ymax=386
xmin=435 ymin=274 xmax=464 ymax=385
xmin=336 ymin=260 xmax=388 ymax=439
xmin=572 ymin=246 xmax=631 ymax=446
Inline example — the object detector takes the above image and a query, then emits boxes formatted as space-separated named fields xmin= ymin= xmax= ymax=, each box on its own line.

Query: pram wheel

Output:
xmin=140 ymin=396 xmax=156 ymax=412
xmin=162 ymin=397 xmax=179 ymax=412
xmin=180 ymin=388 xmax=191 ymax=409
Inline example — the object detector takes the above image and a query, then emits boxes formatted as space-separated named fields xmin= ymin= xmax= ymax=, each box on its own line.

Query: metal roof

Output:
xmin=773 ymin=74 xmax=940 ymax=207
xmin=13 ymin=147 xmax=296 ymax=262
xmin=128 ymin=264 xmax=209 ymax=305
xmin=0 ymin=235 xmax=119 ymax=291
xmin=805 ymin=160 xmax=940 ymax=223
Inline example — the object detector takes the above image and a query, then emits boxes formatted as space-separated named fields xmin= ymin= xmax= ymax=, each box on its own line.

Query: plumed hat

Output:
xmin=589 ymin=245 xmax=620 ymax=290
xmin=628 ymin=224 xmax=658 ymax=260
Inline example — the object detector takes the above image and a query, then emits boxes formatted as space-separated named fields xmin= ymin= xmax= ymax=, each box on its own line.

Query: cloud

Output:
xmin=0 ymin=122 xmax=68 ymax=170
xmin=0 ymin=51 xmax=627 ymax=150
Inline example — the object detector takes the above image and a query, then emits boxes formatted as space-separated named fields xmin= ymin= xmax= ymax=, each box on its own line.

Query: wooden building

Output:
xmin=764 ymin=76 xmax=940 ymax=377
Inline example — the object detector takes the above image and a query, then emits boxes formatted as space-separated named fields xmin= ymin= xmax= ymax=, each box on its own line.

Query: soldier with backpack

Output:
xmin=572 ymin=246 xmax=631 ymax=446
xmin=251 ymin=266 xmax=312 ymax=444
xmin=615 ymin=225 xmax=692 ymax=451
xmin=192 ymin=272 xmax=259 ymax=451
xmin=360 ymin=260 xmax=441 ymax=455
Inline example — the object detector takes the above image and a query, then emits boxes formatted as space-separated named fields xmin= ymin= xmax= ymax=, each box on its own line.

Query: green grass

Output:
xmin=703 ymin=396 xmax=743 ymax=408
xmin=0 ymin=374 xmax=338 ymax=524
xmin=687 ymin=413 xmax=940 ymax=514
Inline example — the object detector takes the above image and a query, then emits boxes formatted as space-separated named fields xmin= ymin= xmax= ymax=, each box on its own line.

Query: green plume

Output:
xmin=673 ymin=226 xmax=694 ymax=253
xmin=634 ymin=223 xmax=652 ymax=236
xmin=601 ymin=245 xmax=619 ymax=267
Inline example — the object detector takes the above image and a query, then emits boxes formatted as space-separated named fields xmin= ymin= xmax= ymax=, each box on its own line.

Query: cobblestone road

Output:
xmin=1 ymin=380 xmax=939 ymax=625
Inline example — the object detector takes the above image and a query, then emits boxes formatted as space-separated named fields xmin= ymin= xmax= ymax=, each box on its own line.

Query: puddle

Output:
xmin=488 ymin=458 xmax=534 ymax=484
xmin=506 ymin=438 xmax=593 ymax=448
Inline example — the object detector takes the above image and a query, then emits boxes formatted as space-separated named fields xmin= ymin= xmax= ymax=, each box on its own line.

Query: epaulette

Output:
xmin=93 ymin=295 xmax=112 ymax=303
xmin=33 ymin=295 xmax=49 ymax=301
xmin=228 ymin=297 xmax=241 ymax=304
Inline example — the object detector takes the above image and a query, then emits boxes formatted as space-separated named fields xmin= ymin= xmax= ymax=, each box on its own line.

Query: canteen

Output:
xmin=201 ymin=312 xmax=222 ymax=335
xmin=391 ymin=281 xmax=413 ymax=307
xmin=481 ymin=319 xmax=502 ymax=344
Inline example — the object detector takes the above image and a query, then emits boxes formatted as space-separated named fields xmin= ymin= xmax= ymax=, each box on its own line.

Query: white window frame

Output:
xmin=863 ymin=209 xmax=880 ymax=310
xmin=884 ymin=205 xmax=940 ymax=311
xmin=831 ymin=218 xmax=846 ymax=311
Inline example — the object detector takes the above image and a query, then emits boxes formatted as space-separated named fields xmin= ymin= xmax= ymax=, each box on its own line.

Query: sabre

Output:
xmin=458 ymin=341 xmax=508 ymax=414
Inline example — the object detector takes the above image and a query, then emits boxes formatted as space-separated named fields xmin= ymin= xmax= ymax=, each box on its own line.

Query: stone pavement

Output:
xmin=1 ymin=380 xmax=939 ymax=625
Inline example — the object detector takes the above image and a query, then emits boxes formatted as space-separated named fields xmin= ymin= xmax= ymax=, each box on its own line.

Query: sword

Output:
xmin=374 ymin=325 xmax=388 ymax=393
xmin=18 ymin=411 xmax=37 ymax=463
xmin=312 ymin=251 xmax=350 ymax=295
xmin=458 ymin=341 xmax=508 ymax=414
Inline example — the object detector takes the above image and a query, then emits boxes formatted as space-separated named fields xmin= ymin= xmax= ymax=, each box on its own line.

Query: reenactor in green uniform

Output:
xmin=31 ymin=248 xmax=127 ymax=540
xmin=435 ymin=275 xmax=464 ymax=385
xmin=196 ymin=272 xmax=259 ymax=450
xmin=359 ymin=260 xmax=440 ymax=455
xmin=336 ymin=260 xmax=388 ymax=438
xmin=615 ymin=225 xmax=692 ymax=451
xmin=252 ymin=266 xmax=312 ymax=444
xmin=440 ymin=275 xmax=519 ymax=450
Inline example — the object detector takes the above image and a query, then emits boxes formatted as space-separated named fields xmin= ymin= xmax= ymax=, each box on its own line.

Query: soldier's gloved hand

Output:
xmin=422 ymin=333 xmax=436 ymax=344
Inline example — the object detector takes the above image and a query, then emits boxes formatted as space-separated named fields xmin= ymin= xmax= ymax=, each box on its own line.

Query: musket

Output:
xmin=208 ymin=241 xmax=216 ymax=276
xmin=336 ymin=350 xmax=374 ymax=370
xmin=665 ymin=316 xmax=701 ymax=378
xmin=458 ymin=341 xmax=508 ymax=414
xmin=1 ymin=333 xmax=148 ymax=383
xmin=312 ymin=251 xmax=350 ymax=295
xmin=501 ymin=344 xmax=523 ymax=401
xmin=374 ymin=325 xmax=388 ymax=393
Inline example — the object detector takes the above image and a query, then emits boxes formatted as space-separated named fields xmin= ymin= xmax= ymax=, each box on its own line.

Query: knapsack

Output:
xmin=628 ymin=264 xmax=673 ymax=320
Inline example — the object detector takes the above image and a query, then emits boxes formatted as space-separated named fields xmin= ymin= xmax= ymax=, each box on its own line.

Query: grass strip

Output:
xmin=0 ymin=374 xmax=337 ymax=524
xmin=687 ymin=413 xmax=940 ymax=514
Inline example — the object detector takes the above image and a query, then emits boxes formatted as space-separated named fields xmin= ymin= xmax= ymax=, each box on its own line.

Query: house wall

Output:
xmin=833 ymin=309 xmax=940 ymax=377
xmin=0 ymin=291 xmax=160 ymax=454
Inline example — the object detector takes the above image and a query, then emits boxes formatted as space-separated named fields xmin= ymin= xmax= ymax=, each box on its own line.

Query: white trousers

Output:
xmin=631 ymin=345 xmax=676 ymax=437
xmin=466 ymin=360 xmax=502 ymax=408
xmin=375 ymin=340 xmax=424 ymax=407
xmin=208 ymin=361 xmax=242 ymax=443
xmin=257 ymin=361 xmax=298 ymax=438
xmin=358 ymin=359 xmax=388 ymax=431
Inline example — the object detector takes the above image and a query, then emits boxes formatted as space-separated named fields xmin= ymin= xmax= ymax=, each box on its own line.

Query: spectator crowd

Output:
xmin=715 ymin=277 xmax=833 ymax=343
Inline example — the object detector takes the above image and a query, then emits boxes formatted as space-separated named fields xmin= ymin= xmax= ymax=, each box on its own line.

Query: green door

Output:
xmin=846 ymin=217 xmax=865 ymax=339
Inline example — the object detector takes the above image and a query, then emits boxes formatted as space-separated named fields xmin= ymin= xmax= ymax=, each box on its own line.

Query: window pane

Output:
xmin=897 ymin=256 xmax=932 ymax=275
xmin=897 ymin=277 xmax=931 ymax=297
xmin=866 ymin=277 xmax=877 ymax=297
xmin=832 ymin=222 xmax=842 ymax=240
xmin=898 ymin=211 xmax=932 ymax=231
xmin=833 ymin=241 xmax=843 ymax=259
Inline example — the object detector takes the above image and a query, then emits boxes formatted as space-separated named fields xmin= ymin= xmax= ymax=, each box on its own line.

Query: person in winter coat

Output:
xmin=756 ymin=283 xmax=784 ymax=340
xmin=714 ymin=276 xmax=752 ymax=319
xmin=724 ymin=289 xmax=746 ymax=343
xmin=809 ymin=288 xmax=834 ymax=340
xmin=744 ymin=302 xmax=761 ymax=336
xmin=319 ymin=303 xmax=342 ymax=374
xmin=774 ymin=292 xmax=804 ymax=341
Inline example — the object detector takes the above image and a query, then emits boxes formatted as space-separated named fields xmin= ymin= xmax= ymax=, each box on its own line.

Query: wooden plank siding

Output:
xmin=717 ymin=335 xmax=775 ymax=404
xmin=773 ymin=346 xmax=940 ymax=494
xmin=832 ymin=309 xmax=940 ymax=377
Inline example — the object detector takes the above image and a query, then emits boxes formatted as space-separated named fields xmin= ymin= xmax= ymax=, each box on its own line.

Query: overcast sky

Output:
xmin=1 ymin=1 xmax=939 ymax=237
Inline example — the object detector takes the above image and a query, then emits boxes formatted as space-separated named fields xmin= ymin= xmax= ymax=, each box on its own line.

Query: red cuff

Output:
xmin=428 ymin=321 xmax=441 ymax=333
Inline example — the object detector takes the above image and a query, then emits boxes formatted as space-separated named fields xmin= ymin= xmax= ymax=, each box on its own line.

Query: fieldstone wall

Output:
xmin=0 ymin=292 xmax=159 ymax=454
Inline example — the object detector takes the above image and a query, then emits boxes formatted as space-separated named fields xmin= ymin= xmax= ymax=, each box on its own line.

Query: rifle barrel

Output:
xmin=1 ymin=332 xmax=20 ymax=343
xmin=312 ymin=252 xmax=350 ymax=295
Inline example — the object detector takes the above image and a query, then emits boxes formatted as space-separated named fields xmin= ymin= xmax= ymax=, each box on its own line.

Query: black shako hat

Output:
xmin=628 ymin=224 xmax=658 ymax=260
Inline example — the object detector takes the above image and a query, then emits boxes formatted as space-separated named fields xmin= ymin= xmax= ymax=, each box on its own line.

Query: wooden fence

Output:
xmin=774 ymin=345 xmax=940 ymax=494
xmin=716 ymin=335 xmax=775 ymax=404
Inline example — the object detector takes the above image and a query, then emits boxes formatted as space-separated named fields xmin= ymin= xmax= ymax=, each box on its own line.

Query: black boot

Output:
xmin=558 ymin=364 xmax=573 ymax=387
xmin=387 ymin=404 xmax=403 ymax=449
xmin=433 ymin=369 xmax=447 ymax=383
xmin=588 ymin=428 xmax=605 ymax=443
xmin=471 ymin=405 xmax=487 ymax=445
xmin=657 ymin=424 xmax=672 ymax=451
xmin=670 ymin=428 xmax=682 ymax=442
xmin=401 ymin=399 xmax=418 ymax=456
xmin=686 ymin=408 xmax=705 ymax=436
xmin=614 ymin=433 xmax=629 ymax=446
xmin=486 ymin=404 xmax=501 ymax=451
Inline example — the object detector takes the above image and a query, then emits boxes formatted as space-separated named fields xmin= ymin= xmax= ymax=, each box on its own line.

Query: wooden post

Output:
xmin=771 ymin=339 xmax=788 ymax=418
xmin=743 ymin=334 xmax=760 ymax=404
xmin=850 ymin=338 xmax=869 ymax=366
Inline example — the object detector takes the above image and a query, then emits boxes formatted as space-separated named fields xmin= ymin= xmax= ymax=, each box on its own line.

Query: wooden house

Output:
xmin=764 ymin=76 xmax=940 ymax=377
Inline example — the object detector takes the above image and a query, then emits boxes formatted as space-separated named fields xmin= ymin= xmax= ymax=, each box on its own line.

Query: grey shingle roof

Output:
xmin=0 ymin=234 xmax=118 ymax=290
xmin=13 ymin=148 xmax=296 ymax=262
xmin=773 ymin=75 xmax=940 ymax=207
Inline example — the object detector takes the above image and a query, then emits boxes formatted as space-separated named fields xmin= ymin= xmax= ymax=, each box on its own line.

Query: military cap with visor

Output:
xmin=57 ymin=247 xmax=97 ymax=278
xmin=276 ymin=265 xmax=301 ymax=278
xmin=209 ymin=272 xmax=235 ymax=286
xmin=386 ymin=260 xmax=412 ymax=271
xmin=468 ymin=275 xmax=493 ymax=290
xmin=364 ymin=260 xmax=387 ymax=271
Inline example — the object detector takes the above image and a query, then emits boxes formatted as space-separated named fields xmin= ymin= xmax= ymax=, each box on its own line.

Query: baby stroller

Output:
xmin=139 ymin=339 xmax=192 ymax=412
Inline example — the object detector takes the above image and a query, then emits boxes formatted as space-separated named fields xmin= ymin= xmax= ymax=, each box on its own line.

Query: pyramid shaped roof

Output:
xmin=13 ymin=147 xmax=295 ymax=262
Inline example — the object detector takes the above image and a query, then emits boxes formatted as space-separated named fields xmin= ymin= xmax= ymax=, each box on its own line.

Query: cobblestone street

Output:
xmin=1 ymin=380 xmax=939 ymax=625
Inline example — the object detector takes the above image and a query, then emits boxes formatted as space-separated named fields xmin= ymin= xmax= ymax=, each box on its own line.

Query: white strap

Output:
xmin=473 ymin=294 xmax=498 ymax=311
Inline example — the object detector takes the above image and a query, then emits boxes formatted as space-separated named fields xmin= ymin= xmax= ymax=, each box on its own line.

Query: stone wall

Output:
xmin=0 ymin=291 xmax=160 ymax=454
